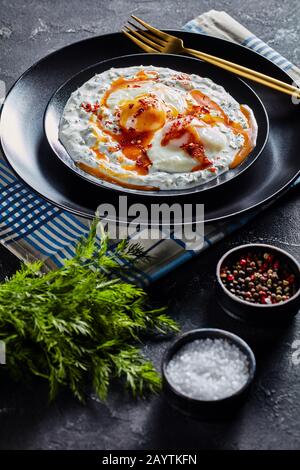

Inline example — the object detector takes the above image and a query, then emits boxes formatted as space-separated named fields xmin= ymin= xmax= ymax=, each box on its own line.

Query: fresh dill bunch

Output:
xmin=0 ymin=220 xmax=179 ymax=402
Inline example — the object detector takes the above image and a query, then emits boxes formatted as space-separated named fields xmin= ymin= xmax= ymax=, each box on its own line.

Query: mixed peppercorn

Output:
xmin=220 ymin=251 xmax=297 ymax=304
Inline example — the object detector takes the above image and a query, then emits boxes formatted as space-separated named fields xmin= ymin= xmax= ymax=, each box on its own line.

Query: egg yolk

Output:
xmin=119 ymin=95 xmax=166 ymax=132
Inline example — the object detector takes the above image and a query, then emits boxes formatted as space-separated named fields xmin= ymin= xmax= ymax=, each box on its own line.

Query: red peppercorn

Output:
xmin=221 ymin=251 xmax=297 ymax=305
xmin=287 ymin=274 xmax=295 ymax=284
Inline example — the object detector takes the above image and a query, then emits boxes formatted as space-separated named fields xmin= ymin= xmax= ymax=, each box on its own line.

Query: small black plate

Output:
xmin=1 ymin=31 xmax=299 ymax=221
xmin=44 ymin=53 xmax=269 ymax=197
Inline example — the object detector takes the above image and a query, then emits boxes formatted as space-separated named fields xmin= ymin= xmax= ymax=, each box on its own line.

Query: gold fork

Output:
xmin=123 ymin=15 xmax=300 ymax=99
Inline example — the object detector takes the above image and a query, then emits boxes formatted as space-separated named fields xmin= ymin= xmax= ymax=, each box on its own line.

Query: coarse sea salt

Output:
xmin=166 ymin=338 xmax=249 ymax=401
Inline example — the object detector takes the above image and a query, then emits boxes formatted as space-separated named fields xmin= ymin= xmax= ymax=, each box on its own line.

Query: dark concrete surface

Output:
xmin=0 ymin=0 xmax=300 ymax=450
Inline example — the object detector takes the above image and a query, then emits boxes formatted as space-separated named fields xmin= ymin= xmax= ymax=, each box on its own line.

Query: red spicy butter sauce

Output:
xmin=78 ymin=71 xmax=254 ymax=189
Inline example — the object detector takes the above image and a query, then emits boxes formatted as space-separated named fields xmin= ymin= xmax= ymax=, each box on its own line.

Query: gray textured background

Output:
xmin=0 ymin=0 xmax=300 ymax=450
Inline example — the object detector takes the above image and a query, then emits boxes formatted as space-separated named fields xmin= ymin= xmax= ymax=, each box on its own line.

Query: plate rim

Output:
xmin=43 ymin=51 xmax=269 ymax=197
xmin=1 ymin=28 xmax=295 ymax=99
xmin=1 ymin=30 xmax=299 ymax=222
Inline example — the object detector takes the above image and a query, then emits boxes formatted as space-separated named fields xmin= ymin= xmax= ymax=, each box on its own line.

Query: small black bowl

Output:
xmin=162 ymin=328 xmax=256 ymax=418
xmin=216 ymin=244 xmax=300 ymax=325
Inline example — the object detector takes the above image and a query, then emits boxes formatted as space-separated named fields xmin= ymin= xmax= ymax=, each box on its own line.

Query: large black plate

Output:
xmin=44 ymin=53 xmax=268 ymax=197
xmin=1 ymin=31 xmax=300 ymax=222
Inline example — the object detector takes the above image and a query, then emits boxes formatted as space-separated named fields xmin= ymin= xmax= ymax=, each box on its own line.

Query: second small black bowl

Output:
xmin=216 ymin=244 xmax=300 ymax=325
xmin=162 ymin=328 xmax=256 ymax=418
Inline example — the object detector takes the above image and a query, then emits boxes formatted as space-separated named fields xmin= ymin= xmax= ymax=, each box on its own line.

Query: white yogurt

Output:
xmin=59 ymin=66 xmax=257 ymax=190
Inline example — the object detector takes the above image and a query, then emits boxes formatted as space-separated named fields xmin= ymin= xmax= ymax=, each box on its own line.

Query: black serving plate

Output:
xmin=162 ymin=328 xmax=256 ymax=418
xmin=44 ymin=53 xmax=268 ymax=197
xmin=1 ymin=31 xmax=300 ymax=221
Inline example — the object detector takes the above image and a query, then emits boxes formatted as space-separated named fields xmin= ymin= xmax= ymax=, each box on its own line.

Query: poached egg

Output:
xmin=59 ymin=66 xmax=258 ymax=190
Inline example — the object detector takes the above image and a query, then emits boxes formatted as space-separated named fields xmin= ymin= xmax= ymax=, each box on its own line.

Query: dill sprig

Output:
xmin=0 ymin=220 xmax=179 ymax=402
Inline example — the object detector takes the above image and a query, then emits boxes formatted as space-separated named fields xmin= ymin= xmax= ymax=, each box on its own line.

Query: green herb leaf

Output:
xmin=0 ymin=219 xmax=179 ymax=402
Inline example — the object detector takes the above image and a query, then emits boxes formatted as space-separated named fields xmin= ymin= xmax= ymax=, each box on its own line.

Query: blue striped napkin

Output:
xmin=1 ymin=10 xmax=299 ymax=286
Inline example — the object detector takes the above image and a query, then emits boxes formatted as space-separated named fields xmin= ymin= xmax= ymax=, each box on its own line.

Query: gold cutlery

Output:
xmin=123 ymin=15 xmax=300 ymax=99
